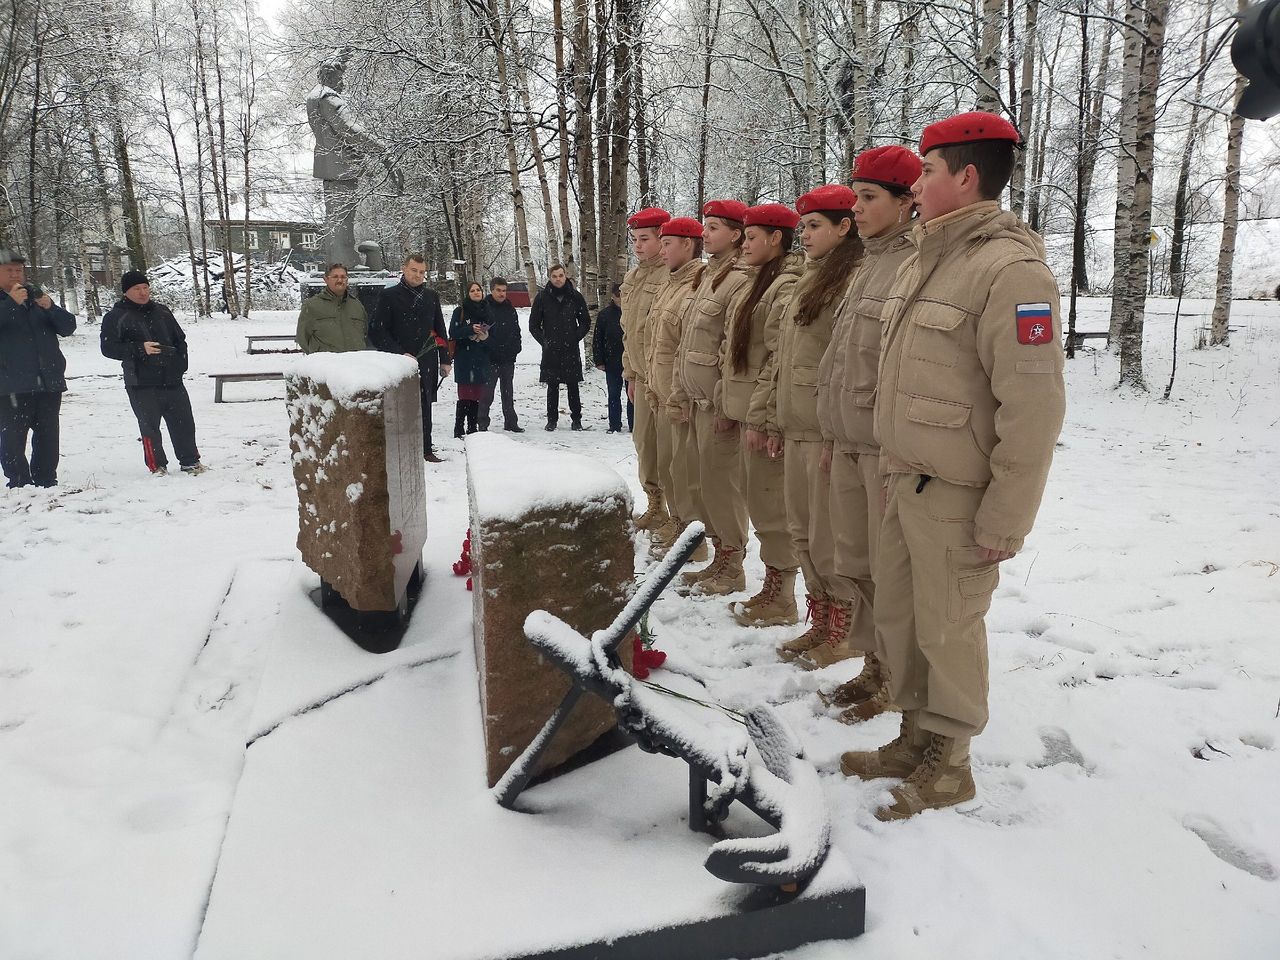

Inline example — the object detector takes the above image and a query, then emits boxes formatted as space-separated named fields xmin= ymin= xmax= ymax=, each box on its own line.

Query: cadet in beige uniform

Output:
xmin=814 ymin=146 xmax=921 ymax=718
xmin=672 ymin=200 xmax=752 ymax=594
xmin=769 ymin=185 xmax=863 ymax=668
xmin=719 ymin=204 xmax=803 ymax=627
xmin=621 ymin=207 xmax=673 ymax=530
xmin=841 ymin=112 xmax=1066 ymax=820
xmin=645 ymin=216 xmax=706 ymax=555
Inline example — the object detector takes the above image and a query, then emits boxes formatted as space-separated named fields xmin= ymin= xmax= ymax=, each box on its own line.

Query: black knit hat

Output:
xmin=0 ymin=249 xmax=25 ymax=265
xmin=121 ymin=270 xmax=149 ymax=293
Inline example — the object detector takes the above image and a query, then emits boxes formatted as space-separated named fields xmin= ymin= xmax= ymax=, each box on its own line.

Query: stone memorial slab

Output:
xmin=465 ymin=433 xmax=634 ymax=787
xmin=286 ymin=352 xmax=426 ymax=612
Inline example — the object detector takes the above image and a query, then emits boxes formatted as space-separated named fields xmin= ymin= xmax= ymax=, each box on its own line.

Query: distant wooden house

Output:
xmin=202 ymin=218 xmax=325 ymax=266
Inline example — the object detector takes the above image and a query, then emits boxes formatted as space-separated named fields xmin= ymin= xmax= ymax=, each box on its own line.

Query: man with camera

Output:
xmin=100 ymin=270 xmax=205 ymax=476
xmin=0 ymin=249 xmax=77 ymax=489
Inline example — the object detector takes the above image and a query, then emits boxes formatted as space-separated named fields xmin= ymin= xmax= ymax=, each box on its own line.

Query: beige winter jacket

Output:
xmin=875 ymin=200 xmax=1067 ymax=554
xmin=716 ymin=253 xmax=804 ymax=431
xmin=645 ymin=259 xmax=703 ymax=411
xmin=816 ymin=222 xmax=914 ymax=453
xmin=673 ymin=251 xmax=752 ymax=413
xmin=771 ymin=253 xmax=847 ymax=442
xmin=620 ymin=255 xmax=667 ymax=383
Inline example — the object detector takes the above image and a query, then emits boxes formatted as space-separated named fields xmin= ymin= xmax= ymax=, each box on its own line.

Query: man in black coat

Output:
xmin=478 ymin=277 xmax=523 ymax=432
xmin=591 ymin=282 xmax=631 ymax=434
xmin=369 ymin=252 xmax=452 ymax=462
xmin=101 ymin=271 xmax=205 ymax=476
xmin=529 ymin=265 xmax=591 ymax=431
xmin=0 ymin=250 xmax=77 ymax=488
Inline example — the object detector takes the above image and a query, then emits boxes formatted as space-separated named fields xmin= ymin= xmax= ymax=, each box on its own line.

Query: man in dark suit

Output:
xmin=369 ymin=253 xmax=451 ymax=462
xmin=479 ymin=277 xmax=523 ymax=432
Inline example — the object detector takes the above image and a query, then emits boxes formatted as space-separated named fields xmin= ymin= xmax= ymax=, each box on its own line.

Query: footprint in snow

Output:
xmin=1034 ymin=726 xmax=1090 ymax=773
xmin=1183 ymin=815 xmax=1277 ymax=881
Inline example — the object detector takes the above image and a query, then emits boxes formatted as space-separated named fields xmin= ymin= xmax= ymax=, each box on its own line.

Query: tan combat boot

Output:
xmin=633 ymin=490 xmax=668 ymax=531
xmin=840 ymin=710 xmax=928 ymax=780
xmin=795 ymin=597 xmax=856 ymax=671
xmin=679 ymin=537 xmax=722 ymax=588
xmin=875 ymin=733 xmax=976 ymax=821
xmin=818 ymin=652 xmax=886 ymax=708
xmin=648 ymin=514 xmax=682 ymax=555
xmin=731 ymin=567 xmax=799 ymax=627
xmin=836 ymin=684 xmax=897 ymax=725
xmin=692 ymin=545 xmax=745 ymax=596
xmin=776 ymin=594 xmax=830 ymax=662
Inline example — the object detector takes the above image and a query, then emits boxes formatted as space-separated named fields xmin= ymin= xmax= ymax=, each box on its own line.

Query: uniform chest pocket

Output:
xmin=907 ymin=302 xmax=970 ymax=368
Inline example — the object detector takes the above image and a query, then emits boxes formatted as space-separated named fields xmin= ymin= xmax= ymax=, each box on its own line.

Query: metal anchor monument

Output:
xmin=494 ymin=521 xmax=866 ymax=958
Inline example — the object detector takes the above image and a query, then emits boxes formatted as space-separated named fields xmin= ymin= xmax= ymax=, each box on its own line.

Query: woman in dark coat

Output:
xmin=529 ymin=264 xmax=591 ymax=431
xmin=449 ymin=282 xmax=495 ymax=437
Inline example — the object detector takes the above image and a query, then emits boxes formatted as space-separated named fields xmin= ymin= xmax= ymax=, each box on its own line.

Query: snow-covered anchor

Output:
xmin=493 ymin=521 xmax=833 ymax=891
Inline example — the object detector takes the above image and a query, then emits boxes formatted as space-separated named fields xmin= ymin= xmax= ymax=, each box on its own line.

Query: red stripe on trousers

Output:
xmin=143 ymin=437 xmax=157 ymax=472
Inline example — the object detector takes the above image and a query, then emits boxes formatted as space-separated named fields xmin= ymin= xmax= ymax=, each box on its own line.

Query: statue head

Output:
xmin=318 ymin=48 xmax=351 ymax=92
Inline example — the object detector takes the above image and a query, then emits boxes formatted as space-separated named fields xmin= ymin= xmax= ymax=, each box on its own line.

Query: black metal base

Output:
xmin=311 ymin=561 xmax=424 ymax=654
xmin=507 ymin=885 xmax=866 ymax=960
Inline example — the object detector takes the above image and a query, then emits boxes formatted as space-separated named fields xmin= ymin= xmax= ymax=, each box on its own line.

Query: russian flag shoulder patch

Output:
xmin=1015 ymin=302 xmax=1054 ymax=345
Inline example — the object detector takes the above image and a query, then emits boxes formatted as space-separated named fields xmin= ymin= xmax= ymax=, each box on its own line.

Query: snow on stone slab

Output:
xmin=194 ymin=649 xmax=861 ymax=960
xmin=284 ymin=351 xmax=419 ymax=403
xmin=465 ymin=431 xmax=633 ymax=521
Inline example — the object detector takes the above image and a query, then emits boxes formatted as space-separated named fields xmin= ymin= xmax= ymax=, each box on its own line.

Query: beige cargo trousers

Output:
xmin=875 ymin=472 xmax=1001 ymax=738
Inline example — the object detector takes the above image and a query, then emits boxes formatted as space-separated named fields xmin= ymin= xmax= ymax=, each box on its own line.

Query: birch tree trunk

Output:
xmin=571 ymin=0 xmax=599 ymax=304
xmin=976 ymin=0 xmax=1004 ymax=112
xmin=634 ymin=30 xmax=651 ymax=205
xmin=1008 ymin=0 xmax=1037 ymax=216
xmin=475 ymin=0 xmax=537 ymax=292
xmin=211 ymin=13 xmax=241 ymax=317
xmin=151 ymin=5 xmax=203 ymax=316
xmin=1168 ymin=0 xmax=1214 ymax=299
xmin=552 ymin=0 xmax=576 ymax=273
xmin=505 ymin=0 xmax=557 ymax=273
xmin=797 ymin=0 xmax=824 ymax=184
xmin=594 ymin=0 xmax=612 ymax=282
xmin=695 ymin=0 xmax=722 ymax=211
xmin=1117 ymin=0 xmax=1170 ymax=389
xmin=606 ymin=0 xmax=635 ymax=282
xmin=1077 ymin=0 xmax=1117 ymax=293
xmin=899 ymin=3 xmax=920 ymax=142
xmin=1209 ymin=2 xmax=1247 ymax=349
xmin=1108 ymin=0 xmax=1145 ymax=341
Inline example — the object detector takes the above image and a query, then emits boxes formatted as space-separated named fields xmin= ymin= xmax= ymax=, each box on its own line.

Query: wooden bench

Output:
xmin=1064 ymin=330 xmax=1109 ymax=350
xmin=246 ymin=334 xmax=301 ymax=355
xmin=209 ymin=371 xmax=285 ymax=403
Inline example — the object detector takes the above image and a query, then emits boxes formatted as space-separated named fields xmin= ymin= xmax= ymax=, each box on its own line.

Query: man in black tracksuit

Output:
xmin=100 ymin=271 xmax=204 ymax=475
xmin=479 ymin=277 xmax=523 ymax=432
xmin=369 ymin=253 xmax=451 ymax=461
xmin=0 ymin=249 xmax=77 ymax=487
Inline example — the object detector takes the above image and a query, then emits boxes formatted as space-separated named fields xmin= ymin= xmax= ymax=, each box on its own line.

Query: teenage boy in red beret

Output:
xmin=645 ymin=216 xmax=706 ymax=556
xmin=621 ymin=207 xmax=672 ymax=530
xmin=841 ymin=112 xmax=1066 ymax=820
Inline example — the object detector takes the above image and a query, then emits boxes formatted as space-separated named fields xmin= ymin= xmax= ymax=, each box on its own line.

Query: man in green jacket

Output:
xmin=296 ymin=262 xmax=369 ymax=353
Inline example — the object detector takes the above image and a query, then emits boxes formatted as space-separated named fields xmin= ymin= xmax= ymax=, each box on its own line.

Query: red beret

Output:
xmin=851 ymin=146 xmax=922 ymax=192
xmin=743 ymin=203 xmax=800 ymax=230
xmin=660 ymin=216 xmax=704 ymax=239
xmin=627 ymin=207 xmax=672 ymax=230
xmin=702 ymin=199 xmax=748 ymax=223
xmin=796 ymin=184 xmax=856 ymax=216
xmin=919 ymin=111 xmax=1021 ymax=155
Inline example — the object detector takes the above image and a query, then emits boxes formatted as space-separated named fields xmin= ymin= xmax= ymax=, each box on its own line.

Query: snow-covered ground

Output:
xmin=1 ymin=298 xmax=1278 ymax=958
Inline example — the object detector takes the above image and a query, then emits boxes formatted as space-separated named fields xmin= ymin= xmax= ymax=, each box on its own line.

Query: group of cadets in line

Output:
xmin=619 ymin=111 xmax=1067 ymax=821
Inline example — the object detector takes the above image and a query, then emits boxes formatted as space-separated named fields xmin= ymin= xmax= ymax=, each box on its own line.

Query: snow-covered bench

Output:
xmin=245 ymin=334 xmax=301 ymax=355
xmin=208 ymin=370 xmax=285 ymax=402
